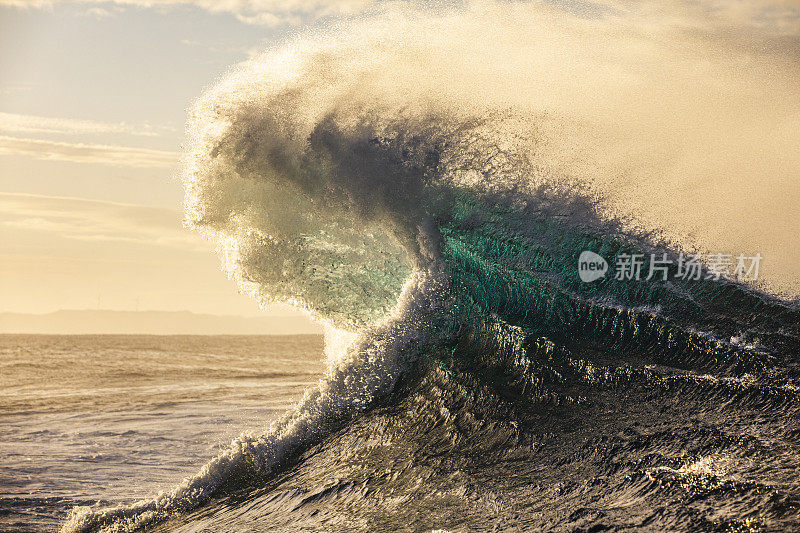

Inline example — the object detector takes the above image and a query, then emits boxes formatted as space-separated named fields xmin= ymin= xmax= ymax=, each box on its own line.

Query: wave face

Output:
xmin=64 ymin=7 xmax=800 ymax=533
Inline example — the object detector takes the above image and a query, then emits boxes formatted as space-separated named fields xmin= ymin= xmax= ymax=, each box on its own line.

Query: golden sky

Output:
xmin=1 ymin=0 xmax=799 ymax=317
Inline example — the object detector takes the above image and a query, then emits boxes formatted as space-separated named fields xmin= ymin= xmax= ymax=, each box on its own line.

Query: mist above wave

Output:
xmin=63 ymin=3 xmax=800 ymax=531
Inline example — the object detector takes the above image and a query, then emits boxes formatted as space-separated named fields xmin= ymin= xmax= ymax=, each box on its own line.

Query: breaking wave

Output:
xmin=63 ymin=5 xmax=800 ymax=532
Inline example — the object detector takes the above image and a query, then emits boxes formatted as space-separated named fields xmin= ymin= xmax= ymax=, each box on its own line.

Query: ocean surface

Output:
xmin=11 ymin=9 xmax=800 ymax=533
xmin=0 ymin=334 xmax=325 ymax=532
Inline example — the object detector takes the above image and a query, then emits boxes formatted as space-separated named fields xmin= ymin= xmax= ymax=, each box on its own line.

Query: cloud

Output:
xmin=0 ymin=84 xmax=36 ymax=96
xmin=0 ymin=135 xmax=178 ymax=167
xmin=0 ymin=112 xmax=173 ymax=137
xmin=1 ymin=0 xmax=798 ymax=34
xmin=1 ymin=0 xmax=377 ymax=26
xmin=81 ymin=5 xmax=114 ymax=17
xmin=0 ymin=192 xmax=204 ymax=249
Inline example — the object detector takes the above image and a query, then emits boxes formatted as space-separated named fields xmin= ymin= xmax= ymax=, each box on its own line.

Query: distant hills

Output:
xmin=0 ymin=310 xmax=323 ymax=335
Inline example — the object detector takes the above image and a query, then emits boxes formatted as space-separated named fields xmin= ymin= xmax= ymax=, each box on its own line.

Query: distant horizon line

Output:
xmin=0 ymin=308 xmax=303 ymax=318
xmin=0 ymin=332 xmax=323 ymax=336
xmin=0 ymin=309 xmax=323 ymax=335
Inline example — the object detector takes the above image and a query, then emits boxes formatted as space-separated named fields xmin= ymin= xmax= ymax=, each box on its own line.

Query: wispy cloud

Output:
xmin=0 ymin=112 xmax=173 ymax=137
xmin=1 ymin=0 xmax=377 ymax=27
xmin=0 ymin=135 xmax=177 ymax=167
xmin=0 ymin=192 xmax=203 ymax=249
xmin=2 ymin=0 xmax=797 ymax=41
xmin=82 ymin=5 xmax=113 ymax=17
xmin=0 ymin=84 xmax=37 ymax=96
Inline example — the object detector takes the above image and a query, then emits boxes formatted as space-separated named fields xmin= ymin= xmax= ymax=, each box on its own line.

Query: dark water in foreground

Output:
xmin=4 ymin=310 xmax=800 ymax=533
xmin=150 ymin=337 xmax=800 ymax=533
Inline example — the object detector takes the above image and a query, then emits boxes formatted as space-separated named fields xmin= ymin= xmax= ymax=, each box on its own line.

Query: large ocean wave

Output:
xmin=63 ymin=6 xmax=800 ymax=532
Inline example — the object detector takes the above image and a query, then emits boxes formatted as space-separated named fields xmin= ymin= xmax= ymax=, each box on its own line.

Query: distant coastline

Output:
xmin=0 ymin=310 xmax=323 ymax=335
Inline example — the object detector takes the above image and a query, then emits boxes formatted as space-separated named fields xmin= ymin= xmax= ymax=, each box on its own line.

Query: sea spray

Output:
xmin=63 ymin=4 xmax=800 ymax=531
